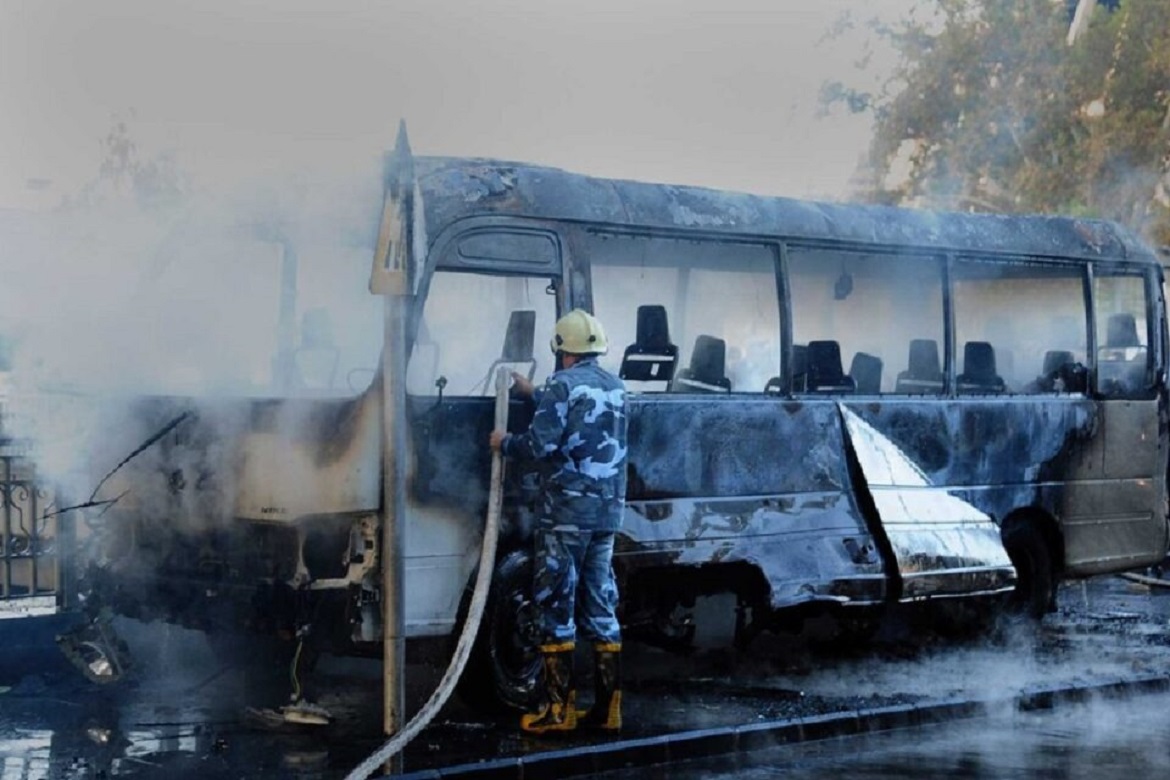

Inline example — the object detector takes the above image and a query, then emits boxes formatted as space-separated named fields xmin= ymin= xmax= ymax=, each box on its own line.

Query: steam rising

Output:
xmin=0 ymin=166 xmax=385 ymax=527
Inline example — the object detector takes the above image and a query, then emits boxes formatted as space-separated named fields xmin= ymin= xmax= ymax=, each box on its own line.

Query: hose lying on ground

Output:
xmin=345 ymin=367 xmax=510 ymax=780
xmin=1118 ymin=571 xmax=1170 ymax=589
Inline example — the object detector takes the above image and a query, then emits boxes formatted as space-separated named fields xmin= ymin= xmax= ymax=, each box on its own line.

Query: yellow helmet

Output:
xmin=551 ymin=309 xmax=609 ymax=355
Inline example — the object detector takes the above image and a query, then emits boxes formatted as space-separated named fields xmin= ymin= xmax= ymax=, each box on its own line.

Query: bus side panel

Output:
xmin=621 ymin=396 xmax=886 ymax=608
xmin=851 ymin=397 xmax=1087 ymax=512
xmin=1063 ymin=398 xmax=1166 ymax=575
xmin=851 ymin=397 xmax=1166 ymax=576
xmin=838 ymin=404 xmax=1014 ymax=600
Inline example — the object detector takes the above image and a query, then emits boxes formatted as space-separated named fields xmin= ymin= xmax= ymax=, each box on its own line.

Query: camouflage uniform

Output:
xmin=501 ymin=356 xmax=628 ymax=646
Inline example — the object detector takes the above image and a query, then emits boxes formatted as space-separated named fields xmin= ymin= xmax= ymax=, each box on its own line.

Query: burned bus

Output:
xmin=8 ymin=128 xmax=1168 ymax=711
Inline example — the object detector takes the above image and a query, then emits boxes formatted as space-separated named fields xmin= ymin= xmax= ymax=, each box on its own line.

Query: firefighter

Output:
xmin=489 ymin=309 xmax=628 ymax=734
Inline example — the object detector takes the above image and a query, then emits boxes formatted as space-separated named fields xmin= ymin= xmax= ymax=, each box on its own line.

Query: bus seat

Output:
xmin=765 ymin=344 xmax=806 ymax=395
xmin=473 ymin=309 xmax=538 ymax=394
xmin=1035 ymin=349 xmax=1085 ymax=392
xmin=850 ymin=352 xmax=883 ymax=394
xmin=671 ymin=335 xmax=732 ymax=393
xmin=619 ymin=305 xmax=678 ymax=384
xmin=294 ymin=308 xmax=340 ymax=390
xmin=895 ymin=339 xmax=944 ymax=394
xmin=1100 ymin=313 xmax=1148 ymax=393
xmin=1042 ymin=349 xmax=1075 ymax=377
xmin=1106 ymin=313 xmax=1140 ymax=348
xmin=502 ymin=309 xmax=536 ymax=367
xmin=958 ymin=341 xmax=1005 ymax=393
xmin=806 ymin=340 xmax=856 ymax=393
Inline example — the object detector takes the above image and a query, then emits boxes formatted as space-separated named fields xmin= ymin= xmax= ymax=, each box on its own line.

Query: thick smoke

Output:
xmin=0 ymin=162 xmax=385 ymax=539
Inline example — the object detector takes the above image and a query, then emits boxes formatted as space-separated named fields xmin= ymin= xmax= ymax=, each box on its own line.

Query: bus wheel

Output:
xmin=457 ymin=549 xmax=543 ymax=715
xmin=1002 ymin=522 xmax=1055 ymax=619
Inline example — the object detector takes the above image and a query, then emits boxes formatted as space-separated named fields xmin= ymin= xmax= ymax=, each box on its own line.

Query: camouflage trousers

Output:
xmin=532 ymin=524 xmax=621 ymax=646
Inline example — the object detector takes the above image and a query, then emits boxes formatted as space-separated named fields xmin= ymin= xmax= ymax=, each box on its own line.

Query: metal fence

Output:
xmin=0 ymin=389 xmax=62 ymax=606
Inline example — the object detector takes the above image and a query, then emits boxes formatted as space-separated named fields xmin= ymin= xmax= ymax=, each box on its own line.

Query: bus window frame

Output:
xmin=783 ymin=242 xmax=948 ymax=398
xmin=947 ymin=253 xmax=1094 ymax=398
xmin=574 ymin=227 xmax=785 ymax=396
xmin=412 ymin=217 xmax=570 ymax=368
xmin=1088 ymin=262 xmax=1163 ymax=400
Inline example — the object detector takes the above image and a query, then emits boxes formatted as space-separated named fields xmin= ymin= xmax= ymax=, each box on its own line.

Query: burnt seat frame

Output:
xmin=957 ymin=341 xmax=1006 ymax=394
xmin=671 ymin=334 xmax=732 ymax=394
xmin=619 ymin=304 xmax=679 ymax=385
xmin=804 ymin=340 xmax=856 ymax=394
xmin=895 ymin=338 xmax=945 ymax=395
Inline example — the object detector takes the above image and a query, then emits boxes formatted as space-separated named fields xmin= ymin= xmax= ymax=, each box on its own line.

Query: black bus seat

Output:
xmin=671 ymin=335 xmax=732 ymax=393
xmin=619 ymin=305 xmax=679 ymax=385
xmin=1106 ymin=313 xmax=1140 ymax=348
xmin=895 ymin=339 xmax=944 ymax=394
xmin=1042 ymin=349 xmax=1074 ymax=378
xmin=850 ymin=352 xmax=883 ymax=394
xmin=1100 ymin=313 xmax=1148 ymax=393
xmin=806 ymin=340 xmax=855 ymax=393
xmin=957 ymin=341 xmax=1005 ymax=393
xmin=473 ymin=309 xmax=537 ymax=393
xmin=1034 ymin=349 xmax=1086 ymax=393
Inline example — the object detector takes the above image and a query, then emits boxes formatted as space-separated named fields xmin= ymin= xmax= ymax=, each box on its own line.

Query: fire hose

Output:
xmin=1118 ymin=571 xmax=1170 ymax=589
xmin=345 ymin=367 xmax=510 ymax=780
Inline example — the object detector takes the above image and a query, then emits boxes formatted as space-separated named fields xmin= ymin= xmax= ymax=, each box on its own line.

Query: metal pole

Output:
xmin=275 ymin=240 xmax=299 ymax=392
xmin=2 ymin=456 xmax=10 ymax=599
xmin=381 ymin=293 xmax=408 ymax=774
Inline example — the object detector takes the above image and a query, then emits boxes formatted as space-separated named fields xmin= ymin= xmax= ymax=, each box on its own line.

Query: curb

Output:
xmin=390 ymin=674 xmax=1170 ymax=779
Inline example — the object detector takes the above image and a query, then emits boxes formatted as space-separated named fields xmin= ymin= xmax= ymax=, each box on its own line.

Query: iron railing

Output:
xmin=0 ymin=391 xmax=63 ymax=605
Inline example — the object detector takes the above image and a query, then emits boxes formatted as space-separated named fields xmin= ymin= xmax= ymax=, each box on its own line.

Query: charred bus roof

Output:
xmin=412 ymin=156 xmax=1157 ymax=265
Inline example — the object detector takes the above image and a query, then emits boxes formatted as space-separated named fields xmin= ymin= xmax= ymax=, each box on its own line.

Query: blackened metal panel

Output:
xmin=838 ymin=404 xmax=1015 ymax=600
xmin=1063 ymin=398 xmax=1167 ymax=575
xmin=626 ymin=397 xmax=845 ymax=499
xmin=413 ymin=157 xmax=1158 ymax=265
xmin=407 ymin=396 xmax=537 ymax=517
xmin=843 ymin=395 xmax=1168 ymax=584
xmin=622 ymin=397 xmax=886 ymax=609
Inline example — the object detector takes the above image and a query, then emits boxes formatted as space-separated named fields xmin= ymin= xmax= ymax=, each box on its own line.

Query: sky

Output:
xmin=0 ymin=0 xmax=918 ymax=210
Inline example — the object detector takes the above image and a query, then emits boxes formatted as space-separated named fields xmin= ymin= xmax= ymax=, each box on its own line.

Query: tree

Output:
xmin=63 ymin=114 xmax=188 ymax=213
xmin=826 ymin=0 xmax=1170 ymax=245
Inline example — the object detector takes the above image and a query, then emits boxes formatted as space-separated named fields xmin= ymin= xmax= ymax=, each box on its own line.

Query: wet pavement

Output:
xmin=3 ymin=575 xmax=1170 ymax=778
xmin=597 ymin=691 xmax=1170 ymax=779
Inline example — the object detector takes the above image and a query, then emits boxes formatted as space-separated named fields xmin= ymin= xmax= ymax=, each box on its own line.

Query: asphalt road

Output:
xmin=596 ymin=691 xmax=1170 ymax=780
xmin=3 ymin=574 xmax=1170 ymax=779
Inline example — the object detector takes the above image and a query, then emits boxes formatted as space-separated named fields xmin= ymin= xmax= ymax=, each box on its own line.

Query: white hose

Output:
xmin=345 ymin=367 xmax=510 ymax=780
xmin=1118 ymin=571 xmax=1170 ymax=588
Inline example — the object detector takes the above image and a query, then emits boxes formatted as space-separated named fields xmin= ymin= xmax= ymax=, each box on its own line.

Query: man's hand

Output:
xmin=510 ymin=372 xmax=536 ymax=399
xmin=489 ymin=429 xmax=507 ymax=452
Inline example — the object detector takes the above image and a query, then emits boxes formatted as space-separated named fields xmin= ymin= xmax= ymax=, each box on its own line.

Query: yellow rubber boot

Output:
xmin=578 ymin=642 xmax=621 ymax=731
xmin=520 ymin=643 xmax=578 ymax=734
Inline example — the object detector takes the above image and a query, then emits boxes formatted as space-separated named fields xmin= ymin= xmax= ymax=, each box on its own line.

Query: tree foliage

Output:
xmin=63 ymin=115 xmax=188 ymax=213
xmin=828 ymin=0 xmax=1170 ymax=245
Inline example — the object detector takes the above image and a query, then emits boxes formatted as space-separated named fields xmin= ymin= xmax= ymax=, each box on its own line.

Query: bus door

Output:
xmin=1066 ymin=267 xmax=1170 ymax=575
xmin=403 ymin=228 xmax=562 ymax=635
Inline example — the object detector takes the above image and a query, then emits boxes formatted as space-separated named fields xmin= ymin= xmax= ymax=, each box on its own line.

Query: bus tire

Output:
xmin=456 ymin=548 xmax=543 ymax=715
xmin=1002 ymin=522 xmax=1055 ymax=619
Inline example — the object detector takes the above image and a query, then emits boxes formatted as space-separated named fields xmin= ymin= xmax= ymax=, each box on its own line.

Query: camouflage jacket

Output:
xmin=502 ymin=357 xmax=628 ymax=531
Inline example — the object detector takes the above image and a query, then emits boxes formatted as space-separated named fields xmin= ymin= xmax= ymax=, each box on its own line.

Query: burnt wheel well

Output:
xmin=1000 ymin=509 xmax=1065 ymax=576
xmin=620 ymin=561 xmax=771 ymax=606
